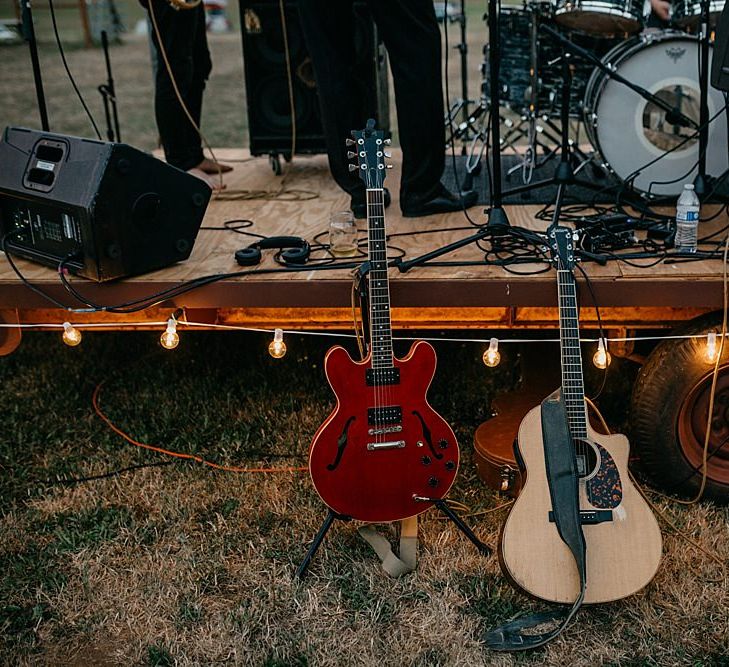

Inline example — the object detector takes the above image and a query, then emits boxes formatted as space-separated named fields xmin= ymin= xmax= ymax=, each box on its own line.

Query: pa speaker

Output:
xmin=0 ymin=127 xmax=211 ymax=282
xmin=239 ymin=0 xmax=389 ymax=158
xmin=712 ymin=3 xmax=729 ymax=91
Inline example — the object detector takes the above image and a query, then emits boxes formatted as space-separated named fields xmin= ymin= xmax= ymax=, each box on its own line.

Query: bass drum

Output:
xmin=583 ymin=31 xmax=729 ymax=196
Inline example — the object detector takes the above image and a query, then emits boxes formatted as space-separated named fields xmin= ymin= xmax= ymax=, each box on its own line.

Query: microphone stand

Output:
xmin=98 ymin=30 xmax=121 ymax=143
xmin=486 ymin=0 xmax=510 ymax=229
xmin=20 ymin=0 xmax=50 ymax=131
xmin=694 ymin=0 xmax=712 ymax=196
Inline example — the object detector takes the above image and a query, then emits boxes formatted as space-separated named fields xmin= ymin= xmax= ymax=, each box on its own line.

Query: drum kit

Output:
xmin=454 ymin=0 xmax=729 ymax=199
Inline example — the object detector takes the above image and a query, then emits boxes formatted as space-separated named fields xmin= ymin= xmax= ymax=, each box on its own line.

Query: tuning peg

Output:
xmin=383 ymin=138 xmax=391 ymax=145
xmin=384 ymin=151 xmax=392 ymax=158
xmin=348 ymin=164 xmax=358 ymax=172
xmin=345 ymin=138 xmax=356 ymax=146
xmin=347 ymin=151 xmax=356 ymax=159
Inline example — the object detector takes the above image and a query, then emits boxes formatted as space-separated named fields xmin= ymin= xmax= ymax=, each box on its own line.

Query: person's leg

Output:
xmin=368 ymin=0 xmax=444 ymax=205
xmin=187 ymin=4 xmax=231 ymax=174
xmin=298 ymin=0 xmax=367 ymax=200
xmin=149 ymin=0 xmax=204 ymax=171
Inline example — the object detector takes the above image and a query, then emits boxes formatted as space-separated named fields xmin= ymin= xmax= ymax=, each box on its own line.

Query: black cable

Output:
xmin=43 ymin=460 xmax=174 ymax=486
xmin=47 ymin=0 xmax=102 ymax=140
xmin=574 ymin=263 xmax=608 ymax=401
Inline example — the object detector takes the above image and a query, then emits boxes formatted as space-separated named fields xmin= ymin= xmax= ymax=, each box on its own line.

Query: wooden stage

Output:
xmin=0 ymin=149 xmax=725 ymax=339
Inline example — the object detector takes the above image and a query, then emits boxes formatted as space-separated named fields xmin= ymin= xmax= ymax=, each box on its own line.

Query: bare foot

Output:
xmin=196 ymin=157 xmax=233 ymax=174
xmin=187 ymin=167 xmax=226 ymax=191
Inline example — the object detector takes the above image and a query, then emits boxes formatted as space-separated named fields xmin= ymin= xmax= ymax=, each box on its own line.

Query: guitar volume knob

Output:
xmin=428 ymin=477 xmax=439 ymax=488
xmin=445 ymin=460 xmax=455 ymax=471
xmin=421 ymin=456 xmax=432 ymax=466
xmin=438 ymin=439 xmax=448 ymax=449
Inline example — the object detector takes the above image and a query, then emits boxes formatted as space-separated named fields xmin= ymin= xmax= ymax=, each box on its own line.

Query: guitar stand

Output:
xmin=295 ymin=500 xmax=492 ymax=579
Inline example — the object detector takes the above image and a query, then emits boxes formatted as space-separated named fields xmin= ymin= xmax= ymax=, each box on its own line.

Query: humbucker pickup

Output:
xmin=367 ymin=440 xmax=406 ymax=451
xmin=366 ymin=367 xmax=400 ymax=386
xmin=368 ymin=425 xmax=403 ymax=436
xmin=548 ymin=510 xmax=613 ymax=524
xmin=367 ymin=405 xmax=402 ymax=425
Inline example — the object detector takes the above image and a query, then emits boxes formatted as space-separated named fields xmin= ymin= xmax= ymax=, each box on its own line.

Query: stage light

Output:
xmin=593 ymin=338 xmax=611 ymax=369
xmin=269 ymin=328 xmax=287 ymax=359
xmin=61 ymin=322 xmax=82 ymax=347
xmin=160 ymin=317 xmax=179 ymax=350
xmin=483 ymin=338 xmax=501 ymax=367
xmin=706 ymin=331 xmax=719 ymax=363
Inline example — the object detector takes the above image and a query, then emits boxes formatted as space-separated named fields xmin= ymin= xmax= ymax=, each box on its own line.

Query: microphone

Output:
xmin=664 ymin=107 xmax=695 ymax=129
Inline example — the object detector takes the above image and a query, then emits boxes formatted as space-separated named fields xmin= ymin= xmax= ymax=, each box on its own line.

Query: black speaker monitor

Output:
xmin=0 ymin=127 xmax=211 ymax=282
xmin=711 ymin=3 xmax=729 ymax=91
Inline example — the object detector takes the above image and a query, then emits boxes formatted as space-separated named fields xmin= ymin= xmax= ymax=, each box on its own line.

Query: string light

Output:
xmin=268 ymin=328 xmax=287 ymax=359
xmin=705 ymin=331 xmax=719 ymax=363
xmin=61 ymin=321 xmax=82 ymax=347
xmin=160 ymin=317 xmax=179 ymax=350
xmin=483 ymin=338 xmax=501 ymax=367
xmin=593 ymin=338 xmax=611 ymax=369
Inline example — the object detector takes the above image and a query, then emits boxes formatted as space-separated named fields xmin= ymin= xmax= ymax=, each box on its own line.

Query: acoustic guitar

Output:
xmin=499 ymin=226 xmax=662 ymax=604
xmin=308 ymin=120 xmax=459 ymax=523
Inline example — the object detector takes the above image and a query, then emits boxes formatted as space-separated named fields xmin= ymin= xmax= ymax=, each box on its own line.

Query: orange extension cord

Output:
xmin=92 ymin=381 xmax=306 ymax=474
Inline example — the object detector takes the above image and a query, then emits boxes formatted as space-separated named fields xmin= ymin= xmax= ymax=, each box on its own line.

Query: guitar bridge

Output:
xmin=367 ymin=440 xmax=406 ymax=451
xmin=548 ymin=510 xmax=613 ymax=524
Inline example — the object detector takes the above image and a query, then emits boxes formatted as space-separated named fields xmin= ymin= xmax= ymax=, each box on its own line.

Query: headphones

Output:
xmin=235 ymin=236 xmax=311 ymax=266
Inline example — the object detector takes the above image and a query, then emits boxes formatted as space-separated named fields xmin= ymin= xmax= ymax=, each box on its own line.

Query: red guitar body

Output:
xmin=309 ymin=340 xmax=460 ymax=523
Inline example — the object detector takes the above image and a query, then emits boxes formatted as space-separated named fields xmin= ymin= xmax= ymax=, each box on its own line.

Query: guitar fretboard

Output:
xmin=557 ymin=267 xmax=588 ymax=438
xmin=367 ymin=188 xmax=393 ymax=369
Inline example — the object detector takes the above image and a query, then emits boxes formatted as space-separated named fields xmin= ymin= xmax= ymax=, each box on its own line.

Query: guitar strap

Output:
xmin=358 ymin=516 xmax=418 ymax=577
xmin=486 ymin=388 xmax=587 ymax=651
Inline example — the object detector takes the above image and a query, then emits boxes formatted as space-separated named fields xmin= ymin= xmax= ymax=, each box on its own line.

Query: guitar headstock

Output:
xmin=347 ymin=118 xmax=391 ymax=189
xmin=548 ymin=226 xmax=578 ymax=271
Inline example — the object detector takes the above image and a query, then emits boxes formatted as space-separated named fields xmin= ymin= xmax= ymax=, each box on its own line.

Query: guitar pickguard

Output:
xmin=586 ymin=443 xmax=623 ymax=509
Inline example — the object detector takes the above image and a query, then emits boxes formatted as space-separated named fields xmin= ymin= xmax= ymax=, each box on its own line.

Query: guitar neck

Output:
xmin=557 ymin=267 xmax=588 ymax=438
xmin=367 ymin=187 xmax=393 ymax=369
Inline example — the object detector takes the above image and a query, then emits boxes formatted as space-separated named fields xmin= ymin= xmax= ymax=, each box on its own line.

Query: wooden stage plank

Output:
xmin=0 ymin=149 xmax=726 ymax=326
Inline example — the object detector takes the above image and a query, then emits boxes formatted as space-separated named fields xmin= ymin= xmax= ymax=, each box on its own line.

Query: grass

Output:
xmin=0 ymin=332 xmax=728 ymax=665
xmin=1 ymin=4 xmax=729 ymax=665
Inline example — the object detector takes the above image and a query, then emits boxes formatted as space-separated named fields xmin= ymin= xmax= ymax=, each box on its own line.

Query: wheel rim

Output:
xmin=678 ymin=363 xmax=729 ymax=484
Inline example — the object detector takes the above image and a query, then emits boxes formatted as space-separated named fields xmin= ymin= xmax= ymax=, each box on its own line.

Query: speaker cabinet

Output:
xmin=0 ymin=126 xmax=211 ymax=282
xmin=239 ymin=0 xmax=390 ymax=160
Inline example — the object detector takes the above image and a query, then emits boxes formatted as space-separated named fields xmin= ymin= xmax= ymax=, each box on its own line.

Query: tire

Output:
xmin=630 ymin=311 xmax=729 ymax=504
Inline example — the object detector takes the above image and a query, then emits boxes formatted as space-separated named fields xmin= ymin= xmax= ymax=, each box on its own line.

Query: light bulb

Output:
xmin=160 ymin=317 xmax=179 ymax=350
xmin=706 ymin=331 xmax=719 ymax=363
xmin=268 ymin=328 xmax=287 ymax=359
xmin=482 ymin=338 xmax=501 ymax=368
xmin=62 ymin=321 xmax=82 ymax=347
xmin=593 ymin=338 xmax=611 ymax=369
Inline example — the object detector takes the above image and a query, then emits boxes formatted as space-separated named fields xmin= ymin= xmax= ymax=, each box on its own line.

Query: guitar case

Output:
xmin=474 ymin=346 xmax=560 ymax=497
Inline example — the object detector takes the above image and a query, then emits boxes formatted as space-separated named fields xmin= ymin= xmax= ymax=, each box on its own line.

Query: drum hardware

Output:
xmin=694 ymin=0 xmax=715 ymax=195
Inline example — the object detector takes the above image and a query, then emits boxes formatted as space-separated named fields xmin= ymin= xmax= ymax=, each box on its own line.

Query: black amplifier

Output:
xmin=0 ymin=127 xmax=211 ymax=282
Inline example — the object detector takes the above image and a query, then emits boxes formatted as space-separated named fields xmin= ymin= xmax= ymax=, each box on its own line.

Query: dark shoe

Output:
xmin=401 ymin=184 xmax=477 ymax=218
xmin=351 ymin=188 xmax=391 ymax=220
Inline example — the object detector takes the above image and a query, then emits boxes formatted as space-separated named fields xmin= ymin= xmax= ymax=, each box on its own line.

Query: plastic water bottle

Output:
xmin=675 ymin=184 xmax=700 ymax=253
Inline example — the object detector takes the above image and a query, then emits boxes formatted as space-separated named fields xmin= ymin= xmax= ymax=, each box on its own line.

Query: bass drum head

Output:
xmin=584 ymin=33 xmax=729 ymax=196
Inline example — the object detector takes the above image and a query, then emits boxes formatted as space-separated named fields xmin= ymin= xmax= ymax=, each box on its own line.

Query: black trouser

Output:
xmin=298 ymin=0 xmax=445 ymax=206
xmin=148 ymin=0 xmax=212 ymax=171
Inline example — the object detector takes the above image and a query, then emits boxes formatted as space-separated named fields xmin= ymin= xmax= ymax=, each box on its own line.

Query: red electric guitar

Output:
xmin=308 ymin=120 xmax=459 ymax=523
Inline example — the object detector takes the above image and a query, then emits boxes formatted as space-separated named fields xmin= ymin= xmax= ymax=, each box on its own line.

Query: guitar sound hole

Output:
xmin=573 ymin=439 xmax=599 ymax=478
